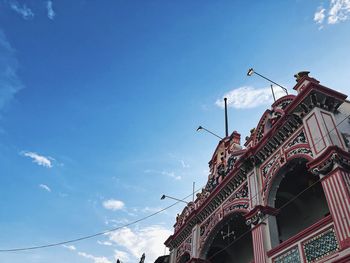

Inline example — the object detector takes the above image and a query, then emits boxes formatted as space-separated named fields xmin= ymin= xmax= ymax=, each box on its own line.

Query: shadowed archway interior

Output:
xmin=271 ymin=159 xmax=330 ymax=244
xmin=204 ymin=213 xmax=253 ymax=263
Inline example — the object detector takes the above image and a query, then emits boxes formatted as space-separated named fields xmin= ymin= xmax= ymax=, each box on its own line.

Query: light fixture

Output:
xmin=196 ymin=126 xmax=223 ymax=140
xmin=247 ymin=67 xmax=288 ymax=95
xmin=160 ymin=195 xmax=189 ymax=204
xmin=247 ymin=68 xmax=254 ymax=76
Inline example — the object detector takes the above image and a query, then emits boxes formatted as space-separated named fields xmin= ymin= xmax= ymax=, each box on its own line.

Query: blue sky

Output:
xmin=0 ymin=1 xmax=350 ymax=262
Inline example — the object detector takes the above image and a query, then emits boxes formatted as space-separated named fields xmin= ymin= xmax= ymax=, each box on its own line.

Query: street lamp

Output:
xmin=247 ymin=68 xmax=288 ymax=95
xmin=160 ymin=194 xmax=189 ymax=204
xmin=196 ymin=126 xmax=223 ymax=140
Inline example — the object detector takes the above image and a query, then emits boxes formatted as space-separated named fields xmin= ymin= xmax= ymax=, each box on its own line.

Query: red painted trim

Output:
xmin=267 ymin=215 xmax=332 ymax=257
xmin=332 ymin=172 xmax=350 ymax=239
xmin=271 ymin=95 xmax=296 ymax=108
xmin=167 ymin=82 xmax=348 ymax=247
xmin=332 ymin=253 xmax=350 ymax=263
xmin=245 ymin=205 xmax=279 ymax=220
xmin=305 ymin=112 xmax=326 ymax=155
xmin=300 ymin=226 xmax=340 ymax=263
xmin=321 ymin=111 xmax=345 ymax=149
xmin=307 ymin=146 xmax=350 ymax=170
xmin=271 ymin=245 xmax=298 ymax=263
xmin=263 ymin=154 xmax=312 ymax=206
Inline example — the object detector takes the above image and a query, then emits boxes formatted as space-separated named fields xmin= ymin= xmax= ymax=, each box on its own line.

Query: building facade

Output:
xmin=165 ymin=72 xmax=350 ymax=263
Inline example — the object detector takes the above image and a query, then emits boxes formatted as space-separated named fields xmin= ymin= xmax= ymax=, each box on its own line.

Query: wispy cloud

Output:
xmin=162 ymin=171 xmax=181 ymax=180
xmin=21 ymin=151 xmax=54 ymax=168
xmin=63 ymin=245 xmax=112 ymax=263
xmin=78 ymin=252 xmax=112 ymax=263
xmin=180 ymin=160 xmax=190 ymax=168
xmin=103 ymin=199 xmax=125 ymax=211
xmin=97 ymin=240 xmax=113 ymax=246
xmin=144 ymin=169 xmax=181 ymax=180
xmin=114 ymin=250 xmax=130 ymax=262
xmin=39 ymin=184 xmax=51 ymax=192
xmin=9 ymin=1 xmax=34 ymax=20
xmin=108 ymin=225 xmax=171 ymax=263
xmin=216 ymin=86 xmax=285 ymax=109
xmin=62 ymin=245 xmax=76 ymax=251
xmin=314 ymin=7 xmax=326 ymax=24
xmin=141 ymin=206 xmax=163 ymax=213
xmin=46 ymin=1 xmax=55 ymax=20
xmin=0 ymin=30 xmax=24 ymax=114
xmin=313 ymin=0 xmax=350 ymax=26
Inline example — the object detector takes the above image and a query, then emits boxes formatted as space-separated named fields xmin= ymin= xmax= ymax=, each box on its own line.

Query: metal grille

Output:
xmin=274 ymin=246 xmax=301 ymax=263
xmin=303 ymin=228 xmax=339 ymax=263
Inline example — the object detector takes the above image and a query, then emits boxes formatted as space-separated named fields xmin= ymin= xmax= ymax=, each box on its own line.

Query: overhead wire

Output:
xmin=0 ymin=187 xmax=204 ymax=252
xmin=1 ymin=107 xmax=349 ymax=253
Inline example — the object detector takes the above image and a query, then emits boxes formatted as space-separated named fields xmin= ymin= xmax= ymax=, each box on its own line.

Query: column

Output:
xmin=321 ymin=167 xmax=350 ymax=249
xmin=252 ymin=223 xmax=268 ymax=263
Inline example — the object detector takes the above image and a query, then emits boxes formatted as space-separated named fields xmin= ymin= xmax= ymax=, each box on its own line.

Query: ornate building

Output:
xmin=165 ymin=72 xmax=350 ymax=263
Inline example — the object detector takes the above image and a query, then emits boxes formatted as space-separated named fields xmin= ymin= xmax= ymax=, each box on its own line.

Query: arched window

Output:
xmin=267 ymin=159 xmax=330 ymax=247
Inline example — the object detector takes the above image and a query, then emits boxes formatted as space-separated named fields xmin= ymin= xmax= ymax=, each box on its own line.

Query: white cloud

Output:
xmin=63 ymin=245 xmax=112 ymax=263
xmin=141 ymin=206 xmax=163 ymax=213
xmin=103 ymin=199 xmax=125 ymax=211
xmin=21 ymin=151 xmax=53 ymax=168
xmin=144 ymin=169 xmax=181 ymax=180
xmin=9 ymin=1 xmax=34 ymax=20
xmin=108 ymin=225 xmax=171 ymax=263
xmin=114 ymin=250 xmax=130 ymax=262
xmin=313 ymin=1 xmax=350 ymax=26
xmin=180 ymin=160 xmax=190 ymax=168
xmin=62 ymin=244 xmax=76 ymax=251
xmin=161 ymin=171 xmax=181 ymax=180
xmin=97 ymin=240 xmax=113 ymax=246
xmin=0 ymin=30 xmax=24 ymax=113
xmin=314 ymin=7 xmax=326 ymax=24
xmin=328 ymin=0 xmax=350 ymax=24
xmin=216 ymin=86 xmax=285 ymax=109
xmin=78 ymin=252 xmax=112 ymax=263
xmin=39 ymin=184 xmax=51 ymax=192
xmin=46 ymin=1 xmax=56 ymax=20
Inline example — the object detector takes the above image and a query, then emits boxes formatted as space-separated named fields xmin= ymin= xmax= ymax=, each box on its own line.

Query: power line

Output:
xmin=1 ymin=109 xmax=349 ymax=253
xmin=0 ymin=188 xmax=204 ymax=252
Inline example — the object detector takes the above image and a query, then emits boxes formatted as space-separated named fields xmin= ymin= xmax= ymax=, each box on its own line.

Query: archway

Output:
xmin=178 ymin=252 xmax=190 ymax=263
xmin=200 ymin=213 xmax=253 ymax=263
xmin=267 ymin=158 xmax=330 ymax=247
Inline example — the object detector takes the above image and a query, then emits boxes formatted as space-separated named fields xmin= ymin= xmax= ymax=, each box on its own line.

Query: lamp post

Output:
xmin=196 ymin=126 xmax=223 ymax=140
xmin=160 ymin=195 xmax=189 ymax=204
xmin=247 ymin=68 xmax=288 ymax=95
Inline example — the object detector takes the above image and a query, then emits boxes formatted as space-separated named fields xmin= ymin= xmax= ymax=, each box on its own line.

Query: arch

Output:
xmin=266 ymin=157 xmax=330 ymax=247
xmin=199 ymin=212 xmax=253 ymax=263
xmin=178 ymin=252 xmax=190 ymax=263
xmin=264 ymin=154 xmax=314 ymax=206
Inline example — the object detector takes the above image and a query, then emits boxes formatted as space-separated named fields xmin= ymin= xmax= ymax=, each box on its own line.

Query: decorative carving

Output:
xmin=226 ymin=155 xmax=237 ymax=173
xmin=223 ymin=203 xmax=249 ymax=216
xmin=175 ymin=202 xmax=196 ymax=231
xmin=231 ymin=183 xmax=248 ymax=200
xmin=286 ymin=147 xmax=313 ymax=159
xmin=199 ymin=213 xmax=220 ymax=247
xmin=302 ymin=227 xmax=339 ymax=263
xmin=245 ymin=205 xmax=279 ymax=226
xmin=262 ymin=153 xmax=280 ymax=179
xmin=262 ymin=163 xmax=281 ymax=200
xmin=310 ymin=150 xmax=350 ymax=175
xmin=284 ymin=130 xmax=307 ymax=150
